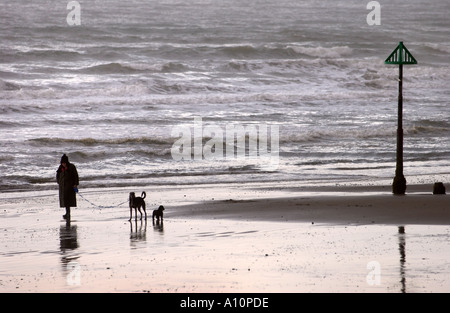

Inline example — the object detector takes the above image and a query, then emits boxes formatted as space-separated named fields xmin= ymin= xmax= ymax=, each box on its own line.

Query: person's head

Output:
xmin=61 ymin=154 xmax=69 ymax=167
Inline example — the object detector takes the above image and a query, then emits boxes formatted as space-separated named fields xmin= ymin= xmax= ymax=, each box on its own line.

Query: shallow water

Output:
xmin=1 ymin=201 xmax=449 ymax=292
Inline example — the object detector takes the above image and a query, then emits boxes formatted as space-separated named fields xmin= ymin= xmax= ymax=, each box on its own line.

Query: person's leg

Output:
xmin=63 ymin=207 xmax=71 ymax=219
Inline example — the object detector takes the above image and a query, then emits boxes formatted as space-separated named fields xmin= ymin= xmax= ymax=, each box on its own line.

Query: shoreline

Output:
xmin=173 ymin=193 xmax=449 ymax=225
xmin=1 ymin=182 xmax=448 ymax=226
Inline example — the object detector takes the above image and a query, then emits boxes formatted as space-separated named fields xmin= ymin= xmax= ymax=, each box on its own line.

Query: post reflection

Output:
xmin=398 ymin=226 xmax=406 ymax=293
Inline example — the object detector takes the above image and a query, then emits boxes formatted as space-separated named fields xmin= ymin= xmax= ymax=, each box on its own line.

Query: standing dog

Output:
xmin=129 ymin=191 xmax=147 ymax=221
xmin=152 ymin=205 xmax=165 ymax=223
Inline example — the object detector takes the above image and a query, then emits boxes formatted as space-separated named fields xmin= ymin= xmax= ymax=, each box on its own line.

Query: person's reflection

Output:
xmin=60 ymin=219 xmax=79 ymax=270
xmin=398 ymin=226 xmax=406 ymax=293
xmin=130 ymin=219 xmax=147 ymax=246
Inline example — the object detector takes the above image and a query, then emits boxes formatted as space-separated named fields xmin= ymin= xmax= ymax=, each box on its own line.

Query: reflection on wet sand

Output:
xmin=59 ymin=219 xmax=80 ymax=286
xmin=59 ymin=220 xmax=79 ymax=264
xmin=153 ymin=220 xmax=164 ymax=234
xmin=130 ymin=219 xmax=147 ymax=245
xmin=398 ymin=226 xmax=406 ymax=293
xmin=3 ymin=207 xmax=449 ymax=292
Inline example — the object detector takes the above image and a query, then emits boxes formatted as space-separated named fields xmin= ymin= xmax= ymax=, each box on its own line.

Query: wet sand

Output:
xmin=1 ymin=183 xmax=449 ymax=292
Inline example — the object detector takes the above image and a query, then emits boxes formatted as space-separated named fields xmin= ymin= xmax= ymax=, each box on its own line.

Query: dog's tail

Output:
xmin=141 ymin=191 xmax=146 ymax=199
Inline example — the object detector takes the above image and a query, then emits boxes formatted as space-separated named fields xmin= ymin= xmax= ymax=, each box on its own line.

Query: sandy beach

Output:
xmin=1 ymin=182 xmax=449 ymax=293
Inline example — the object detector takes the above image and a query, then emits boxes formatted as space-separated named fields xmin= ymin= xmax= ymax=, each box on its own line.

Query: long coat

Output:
xmin=56 ymin=163 xmax=79 ymax=208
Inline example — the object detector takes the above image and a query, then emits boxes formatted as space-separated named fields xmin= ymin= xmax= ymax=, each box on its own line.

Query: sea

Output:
xmin=1 ymin=0 xmax=449 ymax=193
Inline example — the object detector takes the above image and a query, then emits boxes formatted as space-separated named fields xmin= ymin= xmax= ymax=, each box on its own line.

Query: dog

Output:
xmin=129 ymin=191 xmax=147 ymax=221
xmin=152 ymin=205 xmax=165 ymax=223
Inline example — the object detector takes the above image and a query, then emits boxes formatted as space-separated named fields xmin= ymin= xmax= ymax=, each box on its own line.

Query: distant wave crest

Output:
xmin=80 ymin=62 xmax=191 ymax=74
xmin=28 ymin=136 xmax=173 ymax=146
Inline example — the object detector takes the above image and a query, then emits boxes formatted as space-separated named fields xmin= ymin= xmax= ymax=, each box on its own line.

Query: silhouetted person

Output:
xmin=56 ymin=154 xmax=79 ymax=220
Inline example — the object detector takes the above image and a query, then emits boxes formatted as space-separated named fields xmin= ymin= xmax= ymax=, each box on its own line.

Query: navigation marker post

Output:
xmin=384 ymin=42 xmax=417 ymax=195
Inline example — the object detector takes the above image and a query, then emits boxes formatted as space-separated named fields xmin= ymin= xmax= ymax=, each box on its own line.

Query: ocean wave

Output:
xmin=422 ymin=43 xmax=450 ymax=54
xmin=80 ymin=62 xmax=146 ymax=74
xmin=12 ymin=49 xmax=84 ymax=62
xmin=164 ymin=43 xmax=355 ymax=60
xmin=79 ymin=61 xmax=192 ymax=75
xmin=0 ymin=155 xmax=15 ymax=162
xmin=219 ymin=44 xmax=261 ymax=57
xmin=0 ymin=174 xmax=55 ymax=191
xmin=407 ymin=119 xmax=450 ymax=136
xmin=280 ymin=127 xmax=396 ymax=144
xmin=280 ymin=121 xmax=449 ymax=144
xmin=0 ymin=120 xmax=21 ymax=129
xmin=66 ymin=148 xmax=173 ymax=162
xmin=287 ymin=45 xmax=353 ymax=59
xmin=0 ymin=80 xmax=21 ymax=91
xmin=28 ymin=136 xmax=173 ymax=147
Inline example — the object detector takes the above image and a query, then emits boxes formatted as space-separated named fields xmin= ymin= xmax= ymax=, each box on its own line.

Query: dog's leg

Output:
xmin=142 ymin=202 xmax=147 ymax=220
xmin=138 ymin=206 xmax=142 ymax=220
xmin=129 ymin=193 xmax=135 ymax=221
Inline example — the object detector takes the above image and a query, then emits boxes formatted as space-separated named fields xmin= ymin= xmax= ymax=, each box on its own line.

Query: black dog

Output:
xmin=129 ymin=191 xmax=147 ymax=221
xmin=152 ymin=205 xmax=165 ymax=223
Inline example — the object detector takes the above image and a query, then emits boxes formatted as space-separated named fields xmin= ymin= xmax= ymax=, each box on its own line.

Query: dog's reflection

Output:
xmin=129 ymin=219 xmax=147 ymax=243
xmin=153 ymin=219 xmax=164 ymax=233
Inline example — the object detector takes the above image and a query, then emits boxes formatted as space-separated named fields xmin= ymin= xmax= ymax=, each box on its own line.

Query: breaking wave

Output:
xmin=28 ymin=136 xmax=173 ymax=147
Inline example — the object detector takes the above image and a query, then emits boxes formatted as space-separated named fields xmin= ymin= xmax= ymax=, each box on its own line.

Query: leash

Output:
xmin=76 ymin=189 xmax=128 ymax=209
